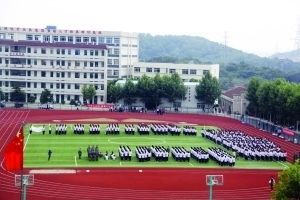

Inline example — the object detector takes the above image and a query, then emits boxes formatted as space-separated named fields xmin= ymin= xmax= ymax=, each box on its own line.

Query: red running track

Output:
xmin=0 ymin=109 xmax=299 ymax=200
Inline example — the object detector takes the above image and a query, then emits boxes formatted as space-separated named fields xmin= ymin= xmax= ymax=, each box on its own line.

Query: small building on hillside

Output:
xmin=220 ymin=86 xmax=248 ymax=115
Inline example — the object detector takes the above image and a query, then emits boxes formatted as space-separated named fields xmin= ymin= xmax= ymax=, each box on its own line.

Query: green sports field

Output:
xmin=24 ymin=124 xmax=289 ymax=169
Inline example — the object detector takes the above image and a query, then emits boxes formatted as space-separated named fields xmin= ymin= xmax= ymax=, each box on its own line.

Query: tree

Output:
xmin=10 ymin=86 xmax=26 ymax=108
xmin=195 ymin=72 xmax=221 ymax=108
xmin=163 ymin=73 xmax=186 ymax=104
xmin=273 ymin=160 xmax=300 ymax=200
xmin=122 ymin=80 xmax=137 ymax=106
xmin=246 ymin=77 xmax=261 ymax=116
xmin=40 ymin=89 xmax=53 ymax=104
xmin=136 ymin=75 xmax=155 ymax=109
xmin=81 ymin=85 xmax=96 ymax=104
xmin=107 ymin=80 xmax=122 ymax=103
xmin=27 ymin=95 xmax=36 ymax=103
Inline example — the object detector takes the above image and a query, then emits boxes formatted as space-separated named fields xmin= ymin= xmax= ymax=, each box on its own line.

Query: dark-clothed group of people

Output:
xmin=202 ymin=129 xmax=287 ymax=161
xmin=171 ymin=146 xmax=190 ymax=162
xmin=119 ymin=146 xmax=132 ymax=160
xmin=190 ymin=147 xmax=209 ymax=163
xmin=106 ymin=124 xmax=120 ymax=134
xmin=150 ymin=145 xmax=169 ymax=161
xmin=87 ymin=145 xmax=101 ymax=161
xmin=208 ymin=147 xmax=235 ymax=166
xmin=136 ymin=146 xmax=151 ymax=162
xmin=55 ymin=124 xmax=67 ymax=135
xmin=89 ymin=124 xmax=100 ymax=134
xmin=73 ymin=124 xmax=85 ymax=134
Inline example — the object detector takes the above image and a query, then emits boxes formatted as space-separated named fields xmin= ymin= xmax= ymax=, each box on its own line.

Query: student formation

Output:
xmin=29 ymin=123 xmax=287 ymax=166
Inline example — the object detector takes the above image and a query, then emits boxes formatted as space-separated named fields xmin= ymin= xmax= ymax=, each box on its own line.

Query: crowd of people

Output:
xmin=73 ymin=124 xmax=85 ymax=134
xmin=119 ymin=146 xmax=132 ymax=160
xmin=208 ymin=147 xmax=235 ymax=166
xmin=168 ymin=124 xmax=181 ymax=136
xmin=171 ymin=146 xmax=190 ymax=162
xmin=150 ymin=124 xmax=169 ymax=135
xmin=202 ymin=129 xmax=287 ymax=161
xmin=150 ymin=145 xmax=169 ymax=161
xmin=190 ymin=147 xmax=209 ymax=163
xmin=104 ymin=151 xmax=116 ymax=160
xmin=136 ymin=146 xmax=152 ymax=162
xmin=106 ymin=124 xmax=120 ymax=134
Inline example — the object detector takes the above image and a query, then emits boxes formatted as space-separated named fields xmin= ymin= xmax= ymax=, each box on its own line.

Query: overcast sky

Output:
xmin=0 ymin=0 xmax=299 ymax=57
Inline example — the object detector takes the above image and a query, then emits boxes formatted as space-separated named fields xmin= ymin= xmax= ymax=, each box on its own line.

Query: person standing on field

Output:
xmin=48 ymin=149 xmax=52 ymax=161
xmin=78 ymin=148 xmax=82 ymax=159
xmin=269 ymin=176 xmax=275 ymax=190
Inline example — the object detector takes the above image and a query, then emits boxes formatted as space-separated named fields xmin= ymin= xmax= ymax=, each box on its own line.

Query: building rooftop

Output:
xmin=0 ymin=39 xmax=107 ymax=50
xmin=223 ymin=86 xmax=247 ymax=99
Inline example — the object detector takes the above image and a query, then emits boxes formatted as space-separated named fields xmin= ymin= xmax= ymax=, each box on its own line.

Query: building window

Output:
xmin=75 ymin=84 xmax=80 ymax=90
xmin=106 ymin=37 xmax=112 ymax=44
xmin=100 ymin=73 xmax=104 ymax=79
xmin=113 ymin=70 xmax=119 ymax=76
xmin=61 ymin=72 xmax=65 ymax=78
xmin=100 ymin=84 xmax=104 ymax=90
xmin=95 ymin=62 xmax=98 ymax=67
xmin=95 ymin=50 xmax=98 ymax=56
xmin=75 ymin=37 xmax=81 ymax=43
xmin=27 ymin=48 xmax=31 ymax=53
xmin=90 ymin=50 xmax=94 ymax=56
xmin=34 ymin=35 xmax=40 ymax=41
xmin=56 ymin=83 xmax=60 ymax=89
xmin=91 ymin=37 xmax=96 ymax=43
xmin=90 ymin=62 xmax=94 ymax=67
xmin=114 ymin=48 xmax=119 ymax=55
xmin=43 ymin=35 xmax=50 ymax=42
xmin=99 ymin=37 xmax=105 ymax=44
xmin=56 ymin=72 xmax=60 ymax=78
xmin=75 ymin=61 xmax=80 ymax=67
xmin=190 ymin=69 xmax=197 ymax=75
xmin=114 ymin=37 xmax=120 ymax=44
xmin=26 ymin=35 xmax=33 ymax=40
xmin=134 ymin=67 xmax=140 ymax=72
xmin=41 ymin=60 xmax=46 ymax=66
xmin=90 ymin=73 xmax=94 ymax=79
xmin=83 ymin=37 xmax=89 ymax=43
xmin=182 ymin=69 xmax=189 ymax=74
xmin=27 ymin=59 xmax=31 ymax=65
xmin=146 ymin=68 xmax=152 ymax=72
xmin=84 ymin=73 xmax=87 ymax=78
xmin=68 ymin=61 xmax=71 ymax=67
xmin=50 ymin=60 xmax=54 ymax=66
xmin=34 ymin=82 xmax=37 ymax=88
xmin=41 ymin=48 xmax=46 ymax=54
xmin=41 ymin=82 xmax=46 ymax=88
xmin=84 ymin=50 xmax=87 ymax=56
xmin=50 ymin=72 xmax=54 ymax=77
xmin=75 ymin=72 xmax=80 ymax=78
xmin=67 ymin=84 xmax=71 ymax=89
xmin=68 ymin=36 xmax=73 ymax=43
xmin=75 ymin=49 xmax=80 ymax=55
xmin=61 ymin=49 xmax=65 ymax=55
xmin=60 ymin=36 xmax=66 ymax=42
xmin=169 ymin=69 xmax=176 ymax=74
xmin=56 ymin=60 xmax=60 ymax=66
xmin=203 ymin=70 xmax=209 ymax=75
xmin=41 ymin=71 xmax=46 ymax=77
xmin=34 ymin=60 xmax=37 ymax=65
xmin=34 ymin=71 xmax=37 ymax=76
xmin=68 ymin=72 xmax=71 ymax=78
xmin=68 ymin=49 xmax=71 ymax=55
xmin=56 ymin=49 xmax=60 ymax=54
xmin=27 ymin=71 xmax=31 ymax=76
xmin=27 ymin=82 xmax=31 ymax=88
xmin=108 ymin=59 xmax=112 ymax=65
xmin=113 ymin=59 xmax=119 ymax=65
xmin=50 ymin=83 xmax=53 ymax=89
xmin=61 ymin=83 xmax=65 ymax=89
xmin=154 ymin=68 xmax=160 ymax=73
xmin=5 ymin=46 xmax=9 ymax=52
xmin=95 ymin=73 xmax=98 ymax=79
xmin=61 ymin=60 xmax=65 ymax=66
xmin=53 ymin=36 xmax=58 ymax=42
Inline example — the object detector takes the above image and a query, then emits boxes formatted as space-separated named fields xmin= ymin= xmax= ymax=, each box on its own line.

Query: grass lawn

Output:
xmin=24 ymin=124 xmax=289 ymax=169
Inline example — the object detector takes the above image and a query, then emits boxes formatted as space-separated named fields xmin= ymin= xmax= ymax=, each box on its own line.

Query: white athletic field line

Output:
xmin=277 ymin=161 xmax=288 ymax=168
xmin=74 ymin=155 xmax=78 ymax=167
xmin=23 ymin=133 xmax=31 ymax=151
xmin=189 ymin=162 xmax=194 ymax=166
xmin=119 ymin=162 xmax=122 ymax=166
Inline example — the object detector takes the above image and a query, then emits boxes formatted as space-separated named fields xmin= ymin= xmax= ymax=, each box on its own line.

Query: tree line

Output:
xmin=246 ymin=77 xmax=300 ymax=126
xmin=108 ymin=72 xmax=221 ymax=110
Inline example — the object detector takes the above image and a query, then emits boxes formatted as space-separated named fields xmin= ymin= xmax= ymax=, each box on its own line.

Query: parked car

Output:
xmin=39 ymin=104 xmax=54 ymax=109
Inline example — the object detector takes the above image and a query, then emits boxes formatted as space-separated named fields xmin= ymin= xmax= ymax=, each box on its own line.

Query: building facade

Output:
xmin=0 ymin=26 xmax=139 ymax=104
xmin=132 ymin=62 xmax=219 ymax=81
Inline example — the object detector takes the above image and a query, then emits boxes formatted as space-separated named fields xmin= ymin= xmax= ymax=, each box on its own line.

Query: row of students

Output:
xmin=136 ymin=146 xmax=151 ymax=162
xmin=73 ymin=124 xmax=84 ymax=134
xmin=89 ymin=124 xmax=100 ymax=134
xmin=168 ymin=124 xmax=181 ymax=136
xmin=150 ymin=145 xmax=169 ymax=161
xmin=137 ymin=124 xmax=150 ymax=135
xmin=56 ymin=124 xmax=67 ymax=135
xmin=151 ymin=124 xmax=169 ymax=135
xmin=183 ymin=126 xmax=197 ymax=136
xmin=125 ymin=124 xmax=135 ymax=135
xmin=119 ymin=146 xmax=132 ymax=160
xmin=208 ymin=147 xmax=235 ymax=166
xmin=171 ymin=146 xmax=190 ymax=162
xmin=87 ymin=145 xmax=101 ymax=161
xmin=190 ymin=147 xmax=209 ymax=163
xmin=106 ymin=124 xmax=120 ymax=134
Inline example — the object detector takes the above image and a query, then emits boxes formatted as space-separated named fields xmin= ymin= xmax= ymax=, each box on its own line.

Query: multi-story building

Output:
xmin=132 ymin=62 xmax=219 ymax=81
xmin=0 ymin=26 xmax=139 ymax=104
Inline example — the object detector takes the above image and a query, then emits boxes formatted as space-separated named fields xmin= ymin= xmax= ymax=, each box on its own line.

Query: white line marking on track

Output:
xmin=189 ymin=162 xmax=194 ymax=166
xmin=74 ymin=156 xmax=77 ymax=167
xmin=23 ymin=133 xmax=31 ymax=151
xmin=277 ymin=161 xmax=288 ymax=168
xmin=119 ymin=162 xmax=122 ymax=166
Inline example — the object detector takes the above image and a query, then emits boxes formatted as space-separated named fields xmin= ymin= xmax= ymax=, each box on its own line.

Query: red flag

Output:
xmin=4 ymin=128 xmax=24 ymax=171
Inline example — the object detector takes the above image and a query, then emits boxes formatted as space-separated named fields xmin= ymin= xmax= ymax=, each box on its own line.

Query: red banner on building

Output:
xmin=282 ymin=128 xmax=295 ymax=136
xmin=4 ymin=128 xmax=24 ymax=171
xmin=86 ymin=104 xmax=115 ymax=109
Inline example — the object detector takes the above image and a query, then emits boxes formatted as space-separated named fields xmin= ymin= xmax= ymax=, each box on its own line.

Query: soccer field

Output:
xmin=24 ymin=124 xmax=288 ymax=169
